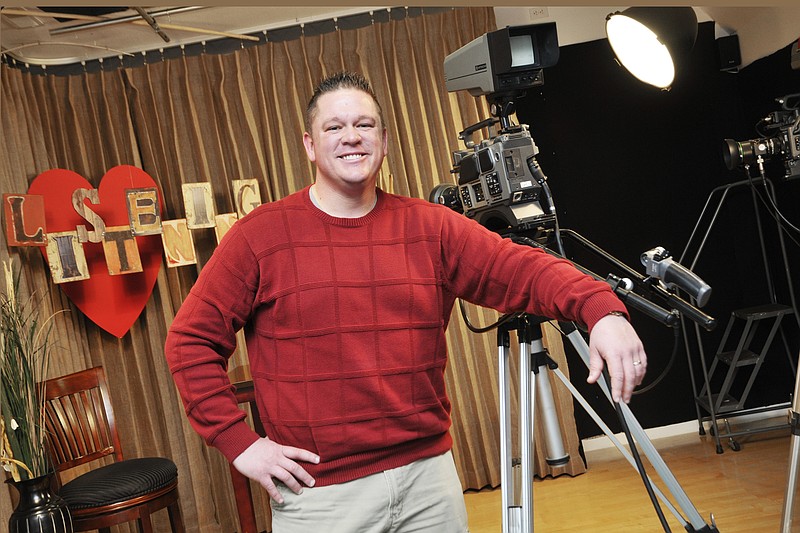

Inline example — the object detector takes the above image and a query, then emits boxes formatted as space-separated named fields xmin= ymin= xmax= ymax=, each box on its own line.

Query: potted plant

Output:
xmin=1 ymin=258 xmax=72 ymax=533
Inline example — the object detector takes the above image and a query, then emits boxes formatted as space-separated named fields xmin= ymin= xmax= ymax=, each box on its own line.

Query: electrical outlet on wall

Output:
xmin=791 ymin=39 xmax=800 ymax=70
xmin=528 ymin=7 xmax=549 ymax=20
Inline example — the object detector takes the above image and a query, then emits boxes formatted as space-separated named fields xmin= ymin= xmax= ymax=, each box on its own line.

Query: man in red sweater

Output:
xmin=165 ymin=72 xmax=647 ymax=532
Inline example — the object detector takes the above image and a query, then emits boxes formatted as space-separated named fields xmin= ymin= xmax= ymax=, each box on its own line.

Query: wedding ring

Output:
xmin=632 ymin=360 xmax=642 ymax=366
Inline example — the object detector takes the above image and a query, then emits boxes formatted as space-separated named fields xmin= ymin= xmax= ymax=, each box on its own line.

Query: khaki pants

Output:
xmin=271 ymin=451 xmax=469 ymax=533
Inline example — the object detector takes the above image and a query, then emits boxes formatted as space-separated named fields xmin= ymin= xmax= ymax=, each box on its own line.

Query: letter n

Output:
xmin=161 ymin=219 xmax=197 ymax=267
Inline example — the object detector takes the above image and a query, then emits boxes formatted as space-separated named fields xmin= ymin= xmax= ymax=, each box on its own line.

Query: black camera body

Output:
xmin=723 ymin=93 xmax=800 ymax=180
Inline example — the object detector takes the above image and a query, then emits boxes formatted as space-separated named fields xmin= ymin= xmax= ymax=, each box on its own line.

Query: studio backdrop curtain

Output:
xmin=1 ymin=7 xmax=584 ymax=532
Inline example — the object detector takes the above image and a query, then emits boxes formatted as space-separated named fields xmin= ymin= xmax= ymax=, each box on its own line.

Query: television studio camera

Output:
xmin=430 ymin=22 xmax=559 ymax=238
xmin=431 ymin=22 xmax=712 ymax=324
xmin=432 ymin=23 xmax=719 ymax=533
xmin=723 ymin=93 xmax=800 ymax=180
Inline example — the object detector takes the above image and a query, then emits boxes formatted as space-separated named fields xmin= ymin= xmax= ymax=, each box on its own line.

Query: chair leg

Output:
xmin=168 ymin=501 xmax=185 ymax=533
xmin=137 ymin=513 xmax=155 ymax=533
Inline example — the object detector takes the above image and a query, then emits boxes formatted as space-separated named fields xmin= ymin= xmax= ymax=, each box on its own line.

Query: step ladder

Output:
xmin=697 ymin=303 xmax=794 ymax=453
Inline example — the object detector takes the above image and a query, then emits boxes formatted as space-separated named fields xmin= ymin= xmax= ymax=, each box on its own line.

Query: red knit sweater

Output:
xmin=165 ymin=186 xmax=626 ymax=486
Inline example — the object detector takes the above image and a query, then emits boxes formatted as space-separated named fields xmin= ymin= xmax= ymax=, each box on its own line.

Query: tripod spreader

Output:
xmin=531 ymin=345 xmax=559 ymax=374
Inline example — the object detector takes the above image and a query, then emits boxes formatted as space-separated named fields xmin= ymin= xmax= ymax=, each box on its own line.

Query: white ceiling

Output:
xmin=1 ymin=6 xmax=799 ymax=70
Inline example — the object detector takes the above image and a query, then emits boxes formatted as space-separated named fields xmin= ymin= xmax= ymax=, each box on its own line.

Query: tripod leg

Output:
xmin=498 ymin=327 xmax=519 ymax=533
xmin=552 ymin=368 xmax=689 ymax=524
xmin=780 ymin=350 xmax=800 ymax=532
xmin=497 ymin=317 xmax=578 ymax=532
xmin=535 ymin=365 xmax=569 ymax=465
xmin=527 ymin=324 xmax=569 ymax=466
xmin=781 ymin=420 xmax=800 ymax=532
xmin=499 ymin=318 xmax=563 ymax=533
xmin=562 ymin=325 xmax=718 ymax=532
xmin=519 ymin=327 xmax=534 ymax=533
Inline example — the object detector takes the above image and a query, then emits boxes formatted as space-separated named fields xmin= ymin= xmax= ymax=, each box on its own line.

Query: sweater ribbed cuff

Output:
xmin=582 ymin=292 xmax=629 ymax=333
xmin=211 ymin=420 xmax=261 ymax=464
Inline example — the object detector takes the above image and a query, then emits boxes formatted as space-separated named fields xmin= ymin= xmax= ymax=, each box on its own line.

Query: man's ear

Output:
xmin=303 ymin=131 xmax=316 ymax=162
xmin=382 ymin=128 xmax=388 ymax=156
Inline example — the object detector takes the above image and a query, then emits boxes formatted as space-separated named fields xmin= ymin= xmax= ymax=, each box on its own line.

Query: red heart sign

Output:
xmin=27 ymin=166 xmax=164 ymax=338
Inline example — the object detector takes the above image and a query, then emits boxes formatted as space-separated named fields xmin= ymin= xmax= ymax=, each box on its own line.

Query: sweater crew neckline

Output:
xmin=303 ymin=185 xmax=384 ymax=227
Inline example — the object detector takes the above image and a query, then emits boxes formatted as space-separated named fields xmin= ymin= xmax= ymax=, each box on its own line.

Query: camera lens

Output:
xmin=722 ymin=138 xmax=774 ymax=170
xmin=722 ymin=139 xmax=742 ymax=170
xmin=428 ymin=184 xmax=463 ymax=213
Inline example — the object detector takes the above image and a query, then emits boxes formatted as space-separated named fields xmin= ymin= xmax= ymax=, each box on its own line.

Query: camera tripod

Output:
xmin=497 ymin=312 xmax=720 ymax=532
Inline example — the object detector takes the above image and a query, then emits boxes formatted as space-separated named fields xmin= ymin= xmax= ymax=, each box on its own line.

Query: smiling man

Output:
xmin=165 ymin=71 xmax=647 ymax=533
xmin=302 ymin=77 xmax=388 ymax=218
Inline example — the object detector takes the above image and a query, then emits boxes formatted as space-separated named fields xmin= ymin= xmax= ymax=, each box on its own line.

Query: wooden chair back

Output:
xmin=42 ymin=366 xmax=125 ymax=471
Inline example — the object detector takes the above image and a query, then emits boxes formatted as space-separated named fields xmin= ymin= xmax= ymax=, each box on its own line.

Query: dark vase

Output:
xmin=7 ymin=474 xmax=73 ymax=533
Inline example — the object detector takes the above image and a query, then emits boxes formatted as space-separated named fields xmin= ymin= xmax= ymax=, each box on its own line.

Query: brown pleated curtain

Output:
xmin=0 ymin=7 xmax=585 ymax=532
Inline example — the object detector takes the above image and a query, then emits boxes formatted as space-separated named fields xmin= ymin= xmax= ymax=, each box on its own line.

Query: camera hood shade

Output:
xmin=605 ymin=7 xmax=698 ymax=89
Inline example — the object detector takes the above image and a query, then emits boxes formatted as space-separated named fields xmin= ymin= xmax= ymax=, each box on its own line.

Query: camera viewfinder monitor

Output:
xmin=444 ymin=22 xmax=559 ymax=97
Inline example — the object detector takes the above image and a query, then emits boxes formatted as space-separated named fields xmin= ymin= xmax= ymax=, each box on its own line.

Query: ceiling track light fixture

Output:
xmin=605 ymin=6 xmax=698 ymax=90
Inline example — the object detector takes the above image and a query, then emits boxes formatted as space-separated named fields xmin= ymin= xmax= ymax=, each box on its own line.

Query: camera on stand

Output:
xmin=429 ymin=22 xmax=559 ymax=240
xmin=723 ymin=93 xmax=800 ymax=180
xmin=433 ymin=23 xmax=720 ymax=533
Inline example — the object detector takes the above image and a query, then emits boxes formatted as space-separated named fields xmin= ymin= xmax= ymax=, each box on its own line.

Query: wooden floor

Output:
xmin=464 ymin=424 xmax=794 ymax=532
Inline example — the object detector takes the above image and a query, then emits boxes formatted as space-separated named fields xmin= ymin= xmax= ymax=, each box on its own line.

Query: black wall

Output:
xmin=514 ymin=22 xmax=800 ymax=438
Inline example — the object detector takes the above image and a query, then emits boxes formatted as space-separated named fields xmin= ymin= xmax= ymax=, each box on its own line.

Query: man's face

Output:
xmin=303 ymin=88 xmax=388 ymax=191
